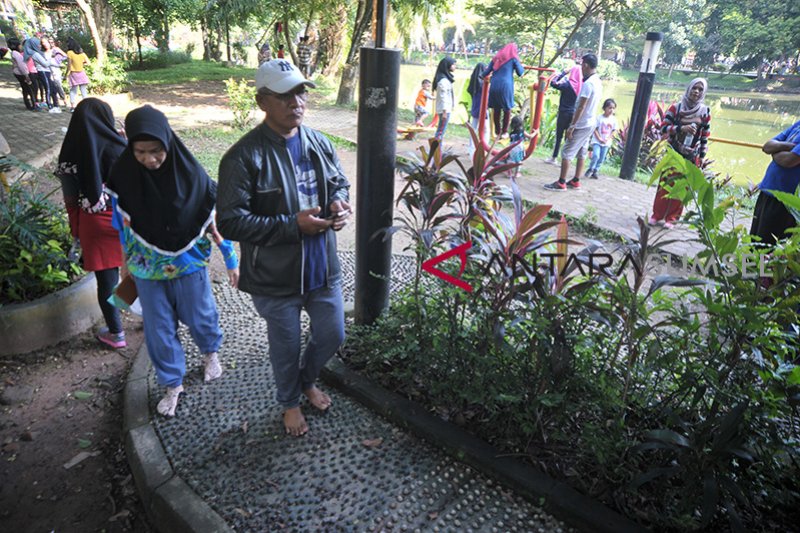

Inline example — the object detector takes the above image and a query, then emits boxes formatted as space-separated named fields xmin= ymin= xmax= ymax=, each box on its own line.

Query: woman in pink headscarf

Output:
xmin=481 ymin=43 xmax=525 ymax=138
xmin=545 ymin=64 xmax=583 ymax=164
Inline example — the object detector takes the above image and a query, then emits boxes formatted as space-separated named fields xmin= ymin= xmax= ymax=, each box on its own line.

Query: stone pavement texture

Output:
xmin=0 ymin=66 xmax=72 ymax=168
xmin=3 ymin=64 xmax=724 ymax=531
xmin=129 ymin=253 xmax=582 ymax=532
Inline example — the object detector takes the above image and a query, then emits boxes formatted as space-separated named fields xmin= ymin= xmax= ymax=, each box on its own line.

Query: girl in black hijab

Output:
xmin=106 ymin=105 xmax=239 ymax=417
xmin=466 ymin=62 xmax=488 ymax=156
xmin=56 ymin=97 xmax=127 ymax=348
xmin=432 ymin=56 xmax=456 ymax=141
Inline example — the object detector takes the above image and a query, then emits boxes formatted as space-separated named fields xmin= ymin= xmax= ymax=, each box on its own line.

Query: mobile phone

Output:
xmin=327 ymin=209 xmax=350 ymax=220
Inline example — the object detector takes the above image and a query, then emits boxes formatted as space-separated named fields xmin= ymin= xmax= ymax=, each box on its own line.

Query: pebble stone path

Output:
xmin=151 ymin=252 xmax=570 ymax=531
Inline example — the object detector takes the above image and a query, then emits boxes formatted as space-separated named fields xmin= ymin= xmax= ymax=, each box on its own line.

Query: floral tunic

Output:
xmin=111 ymin=198 xmax=238 ymax=281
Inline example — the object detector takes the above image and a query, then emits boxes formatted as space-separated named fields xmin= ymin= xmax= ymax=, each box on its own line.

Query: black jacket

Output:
xmin=216 ymin=122 xmax=350 ymax=296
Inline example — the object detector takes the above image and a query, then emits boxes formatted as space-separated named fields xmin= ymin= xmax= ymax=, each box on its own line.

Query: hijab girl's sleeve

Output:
xmin=514 ymin=58 xmax=524 ymax=76
xmin=481 ymin=61 xmax=494 ymax=78
xmin=216 ymin=238 xmax=239 ymax=270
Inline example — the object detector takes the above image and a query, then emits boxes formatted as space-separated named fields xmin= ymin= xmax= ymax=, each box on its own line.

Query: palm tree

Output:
xmin=441 ymin=0 xmax=479 ymax=61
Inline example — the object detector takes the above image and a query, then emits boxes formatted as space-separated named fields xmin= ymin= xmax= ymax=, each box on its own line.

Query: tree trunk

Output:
xmin=317 ymin=5 xmax=347 ymax=77
xmin=74 ymin=0 xmax=107 ymax=64
xmin=336 ymin=0 xmax=373 ymax=106
xmin=155 ymin=9 xmax=170 ymax=53
xmin=134 ymin=12 xmax=142 ymax=66
xmin=201 ymin=18 xmax=211 ymax=61
xmin=597 ymin=17 xmax=605 ymax=59
xmin=225 ymin=15 xmax=232 ymax=63
xmin=90 ymin=0 xmax=114 ymax=51
xmin=283 ymin=14 xmax=299 ymax=65
xmin=539 ymin=22 xmax=549 ymax=67
xmin=336 ymin=63 xmax=358 ymax=106
xmin=545 ymin=0 xmax=599 ymax=67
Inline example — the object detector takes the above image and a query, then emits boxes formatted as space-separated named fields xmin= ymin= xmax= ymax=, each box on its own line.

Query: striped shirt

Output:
xmin=661 ymin=102 xmax=711 ymax=164
xmin=297 ymin=43 xmax=312 ymax=66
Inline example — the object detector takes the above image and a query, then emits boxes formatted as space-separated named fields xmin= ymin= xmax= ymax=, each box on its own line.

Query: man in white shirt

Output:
xmin=545 ymin=53 xmax=603 ymax=191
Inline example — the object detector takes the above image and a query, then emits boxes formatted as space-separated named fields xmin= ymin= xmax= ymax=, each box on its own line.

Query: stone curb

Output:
xmin=321 ymin=358 xmax=647 ymax=533
xmin=0 ymin=273 xmax=103 ymax=356
xmin=123 ymin=344 xmax=233 ymax=533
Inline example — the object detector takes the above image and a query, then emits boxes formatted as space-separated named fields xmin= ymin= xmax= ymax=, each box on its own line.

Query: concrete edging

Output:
xmin=0 ymin=274 xmax=102 ymax=356
xmin=123 ymin=344 xmax=232 ymax=533
xmin=321 ymin=358 xmax=647 ymax=533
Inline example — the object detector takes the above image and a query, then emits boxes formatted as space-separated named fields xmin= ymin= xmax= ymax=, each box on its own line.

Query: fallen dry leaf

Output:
xmin=63 ymin=450 xmax=101 ymax=469
xmin=241 ymin=420 xmax=248 ymax=434
xmin=108 ymin=509 xmax=130 ymax=522
xmin=361 ymin=437 xmax=383 ymax=448
xmin=234 ymin=507 xmax=251 ymax=518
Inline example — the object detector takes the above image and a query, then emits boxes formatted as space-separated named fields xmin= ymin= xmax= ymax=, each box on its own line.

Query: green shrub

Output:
xmin=344 ymin=138 xmax=800 ymax=530
xmin=597 ymin=59 xmax=621 ymax=81
xmin=224 ymin=77 xmax=256 ymax=130
xmin=0 ymin=160 xmax=82 ymax=305
xmin=52 ymin=28 xmax=95 ymax=58
xmin=86 ymin=54 xmax=129 ymax=94
xmin=125 ymin=50 xmax=192 ymax=70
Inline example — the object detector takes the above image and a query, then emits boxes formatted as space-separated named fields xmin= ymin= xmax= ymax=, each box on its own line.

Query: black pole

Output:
xmin=375 ymin=0 xmax=387 ymax=49
xmin=620 ymin=32 xmax=663 ymax=181
xmin=354 ymin=47 xmax=401 ymax=325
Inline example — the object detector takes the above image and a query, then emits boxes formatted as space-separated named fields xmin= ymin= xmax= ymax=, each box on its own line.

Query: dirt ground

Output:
xmin=0 ymin=252 xmax=235 ymax=532
xmin=0 ymin=313 xmax=151 ymax=532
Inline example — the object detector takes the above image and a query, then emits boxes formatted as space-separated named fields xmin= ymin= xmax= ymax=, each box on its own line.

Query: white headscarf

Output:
xmin=678 ymin=78 xmax=708 ymax=121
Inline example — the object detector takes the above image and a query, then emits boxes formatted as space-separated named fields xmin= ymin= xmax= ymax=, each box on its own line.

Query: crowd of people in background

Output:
xmin=7 ymin=34 xmax=90 ymax=113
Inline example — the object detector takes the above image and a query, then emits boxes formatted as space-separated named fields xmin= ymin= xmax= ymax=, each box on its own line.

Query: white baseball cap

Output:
xmin=255 ymin=59 xmax=316 ymax=94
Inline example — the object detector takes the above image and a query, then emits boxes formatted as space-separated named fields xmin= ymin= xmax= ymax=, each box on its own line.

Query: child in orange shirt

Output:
xmin=414 ymin=79 xmax=433 ymax=126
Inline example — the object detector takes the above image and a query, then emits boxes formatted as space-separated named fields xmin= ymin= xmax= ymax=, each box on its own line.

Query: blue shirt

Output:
xmin=286 ymin=133 xmax=327 ymax=291
xmin=111 ymin=198 xmax=238 ymax=281
xmin=758 ymin=120 xmax=800 ymax=195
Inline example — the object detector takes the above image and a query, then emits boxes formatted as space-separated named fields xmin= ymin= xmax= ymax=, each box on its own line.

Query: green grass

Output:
xmin=178 ymin=126 xmax=247 ymax=179
xmin=617 ymin=67 xmax=758 ymax=91
xmin=127 ymin=61 xmax=256 ymax=86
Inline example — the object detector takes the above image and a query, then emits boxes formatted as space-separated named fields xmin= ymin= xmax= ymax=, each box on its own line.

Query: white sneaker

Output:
xmin=156 ymin=385 xmax=184 ymax=417
xmin=204 ymin=352 xmax=223 ymax=383
xmin=49 ymin=107 xmax=62 ymax=114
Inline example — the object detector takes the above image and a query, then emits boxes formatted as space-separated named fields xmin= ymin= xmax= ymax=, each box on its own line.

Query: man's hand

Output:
xmin=208 ymin=223 xmax=224 ymax=245
xmin=328 ymin=200 xmax=352 ymax=232
xmin=763 ymin=140 xmax=796 ymax=155
xmin=227 ymin=267 xmax=240 ymax=288
xmin=681 ymin=124 xmax=697 ymax=135
xmin=297 ymin=206 xmax=332 ymax=235
xmin=566 ymin=125 xmax=575 ymax=140
xmin=772 ymin=150 xmax=800 ymax=168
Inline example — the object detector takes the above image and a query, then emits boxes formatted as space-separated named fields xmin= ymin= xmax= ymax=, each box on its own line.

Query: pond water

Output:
xmin=397 ymin=64 xmax=800 ymax=185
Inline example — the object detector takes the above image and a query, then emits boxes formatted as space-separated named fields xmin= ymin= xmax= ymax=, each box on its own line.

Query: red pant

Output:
xmin=651 ymin=171 xmax=684 ymax=223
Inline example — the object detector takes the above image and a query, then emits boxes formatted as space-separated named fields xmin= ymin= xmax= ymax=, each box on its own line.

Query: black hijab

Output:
xmin=433 ymin=57 xmax=456 ymax=92
xmin=467 ymin=62 xmax=486 ymax=98
xmin=106 ymin=105 xmax=216 ymax=255
xmin=56 ymin=98 xmax=126 ymax=209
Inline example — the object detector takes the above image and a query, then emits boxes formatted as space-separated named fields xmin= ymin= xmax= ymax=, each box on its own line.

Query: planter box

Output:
xmin=0 ymin=275 xmax=102 ymax=356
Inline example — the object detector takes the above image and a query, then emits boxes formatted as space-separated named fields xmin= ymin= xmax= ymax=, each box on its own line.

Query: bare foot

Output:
xmin=283 ymin=407 xmax=308 ymax=437
xmin=303 ymin=385 xmax=332 ymax=411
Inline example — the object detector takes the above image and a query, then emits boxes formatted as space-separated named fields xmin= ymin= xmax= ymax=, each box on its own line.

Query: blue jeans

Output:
xmin=251 ymin=284 xmax=345 ymax=409
xmin=434 ymin=112 xmax=450 ymax=141
xmin=588 ymin=142 xmax=610 ymax=172
xmin=135 ymin=269 xmax=223 ymax=387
